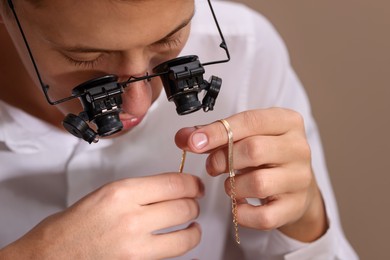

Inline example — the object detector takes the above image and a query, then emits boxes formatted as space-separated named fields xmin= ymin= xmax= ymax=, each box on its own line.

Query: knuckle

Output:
xmin=288 ymin=110 xmax=305 ymax=129
xmin=301 ymin=168 xmax=314 ymax=188
xmin=292 ymin=138 xmax=312 ymax=162
xmin=166 ymin=174 xmax=187 ymax=195
xmin=123 ymin=212 xmax=142 ymax=235
xmin=99 ymin=181 xmax=127 ymax=204
xmin=245 ymin=138 xmax=263 ymax=163
xmin=177 ymin=199 xmax=198 ymax=219
xmin=224 ymin=178 xmax=234 ymax=196
xmin=242 ymin=110 xmax=261 ymax=131
xmin=252 ymin=172 xmax=269 ymax=198
xmin=207 ymin=151 xmax=226 ymax=173
xmin=259 ymin=211 xmax=278 ymax=230
xmin=300 ymin=141 xmax=312 ymax=161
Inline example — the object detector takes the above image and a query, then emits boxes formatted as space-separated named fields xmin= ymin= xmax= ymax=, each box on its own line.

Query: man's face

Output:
xmin=2 ymin=0 xmax=194 ymax=130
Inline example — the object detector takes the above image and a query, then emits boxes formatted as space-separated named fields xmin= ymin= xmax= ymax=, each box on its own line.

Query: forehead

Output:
xmin=17 ymin=0 xmax=194 ymax=49
xmin=20 ymin=0 xmax=193 ymax=15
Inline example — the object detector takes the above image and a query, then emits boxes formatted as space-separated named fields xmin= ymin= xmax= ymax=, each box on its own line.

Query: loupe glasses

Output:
xmin=7 ymin=0 xmax=230 ymax=143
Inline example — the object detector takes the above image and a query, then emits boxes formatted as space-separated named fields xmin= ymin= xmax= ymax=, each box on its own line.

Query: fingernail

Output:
xmin=192 ymin=133 xmax=208 ymax=150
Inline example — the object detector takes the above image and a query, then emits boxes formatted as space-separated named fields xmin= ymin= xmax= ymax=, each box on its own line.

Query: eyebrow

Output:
xmin=61 ymin=10 xmax=195 ymax=53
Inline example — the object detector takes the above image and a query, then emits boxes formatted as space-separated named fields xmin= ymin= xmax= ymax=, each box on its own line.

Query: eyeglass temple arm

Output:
xmin=202 ymin=0 xmax=231 ymax=67
xmin=7 ymin=0 xmax=56 ymax=104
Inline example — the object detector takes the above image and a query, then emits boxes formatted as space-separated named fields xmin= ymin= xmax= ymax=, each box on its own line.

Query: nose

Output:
xmin=120 ymin=75 xmax=153 ymax=118
xmin=115 ymin=49 xmax=152 ymax=80
xmin=113 ymin=50 xmax=154 ymax=117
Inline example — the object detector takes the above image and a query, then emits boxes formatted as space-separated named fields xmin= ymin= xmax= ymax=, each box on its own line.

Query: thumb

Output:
xmin=175 ymin=127 xmax=197 ymax=150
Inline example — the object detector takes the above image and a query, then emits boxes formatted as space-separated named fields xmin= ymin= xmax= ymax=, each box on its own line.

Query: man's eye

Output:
xmin=153 ymin=31 xmax=184 ymax=51
xmin=158 ymin=38 xmax=182 ymax=49
xmin=63 ymin=55 xmax=104 ymax=69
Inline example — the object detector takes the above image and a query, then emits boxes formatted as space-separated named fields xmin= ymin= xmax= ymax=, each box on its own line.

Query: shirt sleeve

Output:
xmin=264 ymin=223 xmax=346 ymax=260
xmin=231 ymin=6 xmax=359 ymax=260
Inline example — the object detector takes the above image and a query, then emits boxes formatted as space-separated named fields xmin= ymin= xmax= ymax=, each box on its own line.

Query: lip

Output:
xmin=119 ymin=113 xmax=145 ymax=130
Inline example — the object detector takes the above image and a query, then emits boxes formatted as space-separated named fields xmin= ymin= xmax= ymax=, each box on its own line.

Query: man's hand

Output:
xmin=0 ymin=173 xmax=204 ymax=259
xmin=175 ymin=108 xmax=328 ymax=242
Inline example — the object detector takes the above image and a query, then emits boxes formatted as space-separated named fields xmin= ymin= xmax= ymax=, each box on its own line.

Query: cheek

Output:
xmin=39 ymin=64 xmax=108 ymax=101
xmin=53 ymin=98 xmax=83 ymax=118
xmin=151 ymin=77 xmax=164 ymax=101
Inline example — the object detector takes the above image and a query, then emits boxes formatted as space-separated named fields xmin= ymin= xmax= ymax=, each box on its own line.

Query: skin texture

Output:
xmin=0 ymin=0 xmax=328 ymax=258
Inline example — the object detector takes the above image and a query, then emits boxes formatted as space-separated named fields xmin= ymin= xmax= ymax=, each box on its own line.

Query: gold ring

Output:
xmin=219 ymin=119 xmax=235 ymax=177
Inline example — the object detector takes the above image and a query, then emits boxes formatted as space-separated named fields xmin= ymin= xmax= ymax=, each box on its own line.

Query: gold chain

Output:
xmin=179 ymin=150 xmax=187 ymax=173
xmin=219 ymin=119 xmax=240 ymax=245
xmin=178 ymin=119 xmax=240 ymax=244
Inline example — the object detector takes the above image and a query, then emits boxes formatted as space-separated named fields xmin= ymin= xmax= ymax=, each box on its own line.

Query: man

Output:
xmin=0 ymin=0 xmax=357 ymax=259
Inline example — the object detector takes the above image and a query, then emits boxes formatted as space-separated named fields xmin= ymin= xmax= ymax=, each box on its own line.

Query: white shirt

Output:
xmin=0 ymin=1 xmax=358 ymax=259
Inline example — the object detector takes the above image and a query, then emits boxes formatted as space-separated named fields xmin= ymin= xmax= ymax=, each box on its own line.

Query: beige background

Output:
xmin=229 ymin=0 xmax=390 ymax=259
